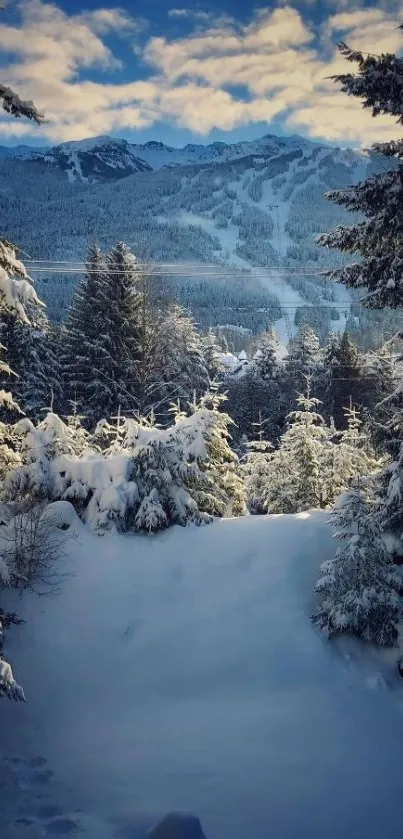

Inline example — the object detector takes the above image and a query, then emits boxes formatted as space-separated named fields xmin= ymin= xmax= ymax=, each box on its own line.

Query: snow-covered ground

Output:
xmin=2 ymin=512 xmax=403 ymax=839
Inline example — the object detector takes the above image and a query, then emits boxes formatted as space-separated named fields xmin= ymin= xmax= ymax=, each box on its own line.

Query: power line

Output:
xmin=26 ymin=267 xmax=340 ymax=279
xmin=25 ymin=260 xmax=225 ymax=268
xmin=23 ymin=258 xmax=341 ymax=278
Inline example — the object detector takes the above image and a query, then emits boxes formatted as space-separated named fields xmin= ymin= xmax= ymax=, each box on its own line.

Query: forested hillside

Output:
xmin=0 ymin=133 xmax=397 ymax=345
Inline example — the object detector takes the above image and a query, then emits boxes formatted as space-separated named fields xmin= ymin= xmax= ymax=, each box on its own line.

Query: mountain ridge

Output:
xmin=0 ymin=128 xmax=392 ymax=346
xmin=0 ymin=131 xmax=366 ymax=183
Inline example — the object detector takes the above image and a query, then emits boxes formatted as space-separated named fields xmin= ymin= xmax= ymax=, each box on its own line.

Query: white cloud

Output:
xmin=168 ymin=8 xmax=212 ymax=21
xmin=0 ymin=0 xmax=402 ymax=145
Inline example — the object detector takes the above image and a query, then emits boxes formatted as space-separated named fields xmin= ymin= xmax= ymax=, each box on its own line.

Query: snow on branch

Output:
xmin=0 ymin=658 xmax=26 ymax=701
xmin=329 ymin=41 xmax=403 ymax=122
xmin=0 ymin=82 xmax=44 ymax=124
xmin=5 ymin=396 xmax=245 ymax=533
xmin=0 ymin=241 xmax=44 ymax=322
xmin=313 ymin=488 xmax=402 ymax=647
xmin=0 ymin=612 xmax=26 ymax=702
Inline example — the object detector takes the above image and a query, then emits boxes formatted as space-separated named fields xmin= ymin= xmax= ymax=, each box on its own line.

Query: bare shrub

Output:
xmin=0 ymin=500 xmax=73 ymax=596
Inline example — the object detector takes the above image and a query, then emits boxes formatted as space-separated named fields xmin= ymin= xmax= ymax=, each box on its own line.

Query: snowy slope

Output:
xmin=0 ymin=130 xmax=392 ymax=341
xmin=1 ymin=512 xmax=403 ymax=839
xmin=4 ymin=131 xmax=368 ymax=176
xmin=0 ymin=144 xmax=47 ymax=159
xmin=1 ymin=133 xmax=318 ymax=170
xmin=128 ymin=133 xmax=319 ymax=169
xmin=30 ymin=136 xmax=152 ymax=183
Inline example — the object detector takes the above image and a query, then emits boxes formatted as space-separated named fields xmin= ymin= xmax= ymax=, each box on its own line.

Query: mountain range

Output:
xmin=0 ymin=132 xmax=395 ymax=348
xmin=0 ymin=132 xmax=371 ymax=182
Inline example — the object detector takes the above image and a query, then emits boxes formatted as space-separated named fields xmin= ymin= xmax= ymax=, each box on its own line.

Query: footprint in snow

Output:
xmin=1 ymin=755 xmax=80 ymax=836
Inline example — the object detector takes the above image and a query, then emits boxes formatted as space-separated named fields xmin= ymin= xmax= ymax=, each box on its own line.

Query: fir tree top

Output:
xmin=318 ymin=38 xmax=403 ymax=308
xmin=332 ymin=39 xmax=403 ymax=124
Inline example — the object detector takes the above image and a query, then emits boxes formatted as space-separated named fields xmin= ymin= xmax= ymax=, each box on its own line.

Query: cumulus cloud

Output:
xmin=0 ymin=0 xmax=402 ymax=145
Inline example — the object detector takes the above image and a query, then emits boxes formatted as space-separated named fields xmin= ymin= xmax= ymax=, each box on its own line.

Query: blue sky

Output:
xmin=0 ymin=0 xmax=402 ymax=148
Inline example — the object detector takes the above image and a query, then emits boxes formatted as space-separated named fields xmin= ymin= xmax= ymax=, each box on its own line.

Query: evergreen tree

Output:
xmin=324 ymin=331 xmax=362 ymax=428
xmin=63 ymin=242 xmax=144 ymax=422
xmin=333 ymin=331 xmax=361 ymax=380
xmin=252 ymin=326 xmax=279 ymax=381
xmin=378 ymin=424 xmax=403 ymax=558
xmin=286 ymin=325 xmax=321 ymax=392
xmin=147 ymin=304 xmax=210 ymax=421
xmin=5 ymin=396 xmax=246 ymax=532
xmin=323 ymin=406 xmax=379 ymax=504
xmin=0 ymin=54 xmax=44 ymax=702
xmin=243 ymin=439 xmax=274 ymax=514
xmin=316 ymin=36 xmax=403 ymax=562
xmin=194 ymin=390 xmax=246 ymax=518
xmin=62 ymin=244 xmax=116 ymax=423
xmin=201 ymin=328 xmax=224 ymax=381
xmin=103 ymin=241 xmax=144 ymax=415
xmin=0 ymin=246 xmax=44 ymax=703
xmin=0 ymin=306 xmax=61 ymax=420
xmin=314 ymin=488 xmax=402 ymax=646
xmin=64 ymin=399 xmax=91 ymax=456
xmin=0 ymin=240 xmax=43 ymax=325
xmin=263 ymin=384 xmax=330 ymax=514
xmin=224 ymin=364 xmax=285 ymax=446
xmin=364 ymin=339 xmax=402 ymax=458
xmin=317 ymin=40 xmax=403 ymax=308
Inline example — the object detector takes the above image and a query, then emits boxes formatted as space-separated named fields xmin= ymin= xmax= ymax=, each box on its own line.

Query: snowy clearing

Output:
xmin=2 ymin=512 xmax=403 ymax=839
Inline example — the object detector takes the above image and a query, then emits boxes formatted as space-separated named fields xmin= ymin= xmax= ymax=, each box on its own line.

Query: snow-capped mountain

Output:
xmin=0 ymin=132 xmax=369 ymax=181
xmin=0 ymin=143 xmax=44 ymax=159
xmin=0 ymin=130 xmax=393 ymax=344
xmin=128 ymin=133 xmax=320 ymax=169
xmin=29 ymin=136 xmax=153 ymax=183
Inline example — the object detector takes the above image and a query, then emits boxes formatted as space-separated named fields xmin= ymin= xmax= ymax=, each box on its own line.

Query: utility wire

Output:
xmin=26 ymin=268 xmax=341 ymax=278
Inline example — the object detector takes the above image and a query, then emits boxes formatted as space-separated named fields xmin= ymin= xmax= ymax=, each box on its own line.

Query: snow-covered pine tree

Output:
xmin=147 ymin=304 xmax=210 ymax=422
xmin=4 ymin=397 xmax=245 ymax=533
xmin=0 ymin=240 xmax=43 ymax=323
xmin=62 ymin=244 xmax=114 ymax=424
xmin=378 ymin=441 xmax=403 ymax=558
xmin=243 ymin=439 xmax=274 ymax=514
xmin=64 ymin=399 xmax=91 ymax=456
xmin=0 ymin=244 xmax=47 ymax=476
xmin=103 ymin=241 xmax=144 ymax=416
xmin=286 ymin=325 xmax=321 ymax=392
xmin=324 ymin=331 xmax=363 ymax=429
xmin=201 ymin=328 xmax=224 ymax=381
xmin=192 ymin=390 xmax=246 ymax=518
xmin=364 ymin=338 xmax=402 ymax=458
xmin=323 ymin=405 xmax=379 ymax=505
xmin=0 ymin=257 xmax=44 ymax=703
xmin=263 ymin=383 xmax=330 ymax=514
xmin=315 ymin=39 xmax=403 ymax=560
xmin=314 ymin=487 xmax=402 ymax=646
xmin=364 ymin=332 xmax=403 ymax=560
xmin=224 ymin=337 xmax=286 ymax=447
xmin=0 ymin=52 xmax=44 ymax=702
xmin=316 ymin=40 xmax=403 ymax=308
xmin=0 ymin=305 xmax=61 ymax=420
xmin=4 ymin=412 xmax=78 ymax=504
xmin=252 ymin=326 xmax=279 ymax=381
